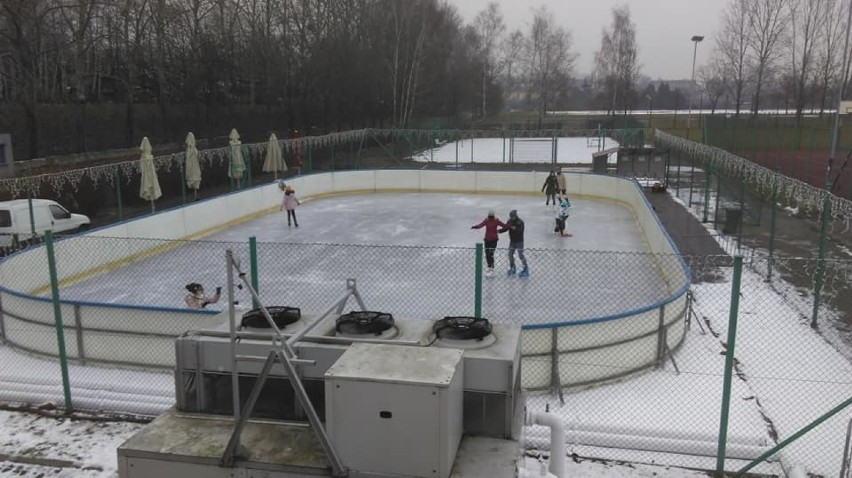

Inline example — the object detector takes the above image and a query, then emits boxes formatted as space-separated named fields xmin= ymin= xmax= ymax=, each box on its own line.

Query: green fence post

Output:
xmin=308 ymin=142 xmax=313 ymax=171
xmin=179 ymin=159 xmax=186 ymax=205
xmin=356 ymin=133 xmax=365 ymax=169
xmin=245 ymin=145 xmax=253 ymax=188
xmin=737 ymin=176 xmax=745 ymax=251
xmin=713 ymin=170 xmax=722 ymax=229
xmin=736 ymin=396 xmax=852 ymax=476
xmin=702 ymin=163 xmax=711 ymax=223
xmin=45 ymin=230 xmax=73 ymax=413
xmin=552 ymin=130 xmax=558 ymax=164
xmin=475 ymin=243 xmax=483 ymax=318
xmin=430 ymin=131 xmax=435 ymax=163
xmin=115 ymin=172 xmax=124 ymax=220
xmin=502 ymin=130 xmax=506 ymax=163
xmin=26 ymin=184 xmax=36 ymax=238
xmin=470 ymin=130 xmax=474 ymax=163
xmin=812 ymin=189 xmax=831 ymax=328
xmin=767 ymin=169 xmax=779 ymax=282
xmin=675 ymin=150 xmax=682 ymax=198
xmin=455 ymin=131 xmax=460 ymax=168
xmin=688 ymin=155 xmax=696 ymax=212
xmin=715 ymin=255 xmax=743 ymax=476
xmin=249 ymin=236 xmax=259 ymax=309
xmin=331 ymin=142 xmax=336 ymax=171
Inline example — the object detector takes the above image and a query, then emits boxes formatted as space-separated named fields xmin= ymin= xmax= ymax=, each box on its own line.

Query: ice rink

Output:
xmin=57 ymin=192 xmax=674 ymax=325
xmin=410 ymin=137 xmax=619 ymax=164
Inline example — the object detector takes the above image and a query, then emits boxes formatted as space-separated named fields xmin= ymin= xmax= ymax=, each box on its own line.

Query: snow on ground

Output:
xmin=0 ymin=409 xmax=143 ymax=477
xmin=667 ymin=187 xmax=852 ymax=476
xmin=0 ymin=346 xmax=173 ymax=417
xmin=410 ymin=137 xmax=619 ymax=164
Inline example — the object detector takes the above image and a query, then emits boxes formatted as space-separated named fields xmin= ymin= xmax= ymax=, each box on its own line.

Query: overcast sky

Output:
xmin=452 ymin=0 xmax=724 ymax=80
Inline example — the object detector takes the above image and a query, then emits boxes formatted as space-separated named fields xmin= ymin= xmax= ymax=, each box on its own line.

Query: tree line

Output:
xmin=704 ymin=0 xmax=851 ymax=117
xmin=0 ymin=0 xmax=584 ymax=160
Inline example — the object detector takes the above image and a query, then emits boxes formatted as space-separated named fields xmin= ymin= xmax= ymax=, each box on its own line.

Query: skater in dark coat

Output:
xmin=542 ymin=171 xmax=559 ymax=206
xmin=499 ymin=210 xmax=529 ymax=277
xmin=471 ymin=210 xmax=506 ymax=277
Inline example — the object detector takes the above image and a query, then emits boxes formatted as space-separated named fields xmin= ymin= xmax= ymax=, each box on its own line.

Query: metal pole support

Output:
xmin=716 ymin=255 xmax=743 ymax=475
xmin=45 ymin=230 xmax=73 ymax=413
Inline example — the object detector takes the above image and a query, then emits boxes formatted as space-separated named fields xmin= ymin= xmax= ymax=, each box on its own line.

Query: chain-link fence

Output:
xmin=1 ymin=237 xmax=685 ymax=412
xmin=1 ymin=223 xmax=852 ymax=474
xmin=3 ymin=234 xmax=851 ymax=473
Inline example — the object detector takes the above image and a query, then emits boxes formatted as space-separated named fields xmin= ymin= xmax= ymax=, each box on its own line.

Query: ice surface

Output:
xmin=56 ymin=193 xmax=673 ymax=325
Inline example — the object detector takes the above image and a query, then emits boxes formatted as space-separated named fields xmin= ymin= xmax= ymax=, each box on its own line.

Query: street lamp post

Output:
xmin=646 ymin=94 xmax=653 ymax=128
xmin=687 ymin=35 xmax=704 ymax=140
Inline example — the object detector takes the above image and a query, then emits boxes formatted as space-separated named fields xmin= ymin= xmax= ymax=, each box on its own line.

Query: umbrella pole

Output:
xmin=150 ymin=200 xmax=155 ymax=213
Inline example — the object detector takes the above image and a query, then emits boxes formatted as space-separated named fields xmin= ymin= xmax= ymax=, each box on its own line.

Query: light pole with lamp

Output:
xmin=687 ymin=35 xmax=704 ymax=140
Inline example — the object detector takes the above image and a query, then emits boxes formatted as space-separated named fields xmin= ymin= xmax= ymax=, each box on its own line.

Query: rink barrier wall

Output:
xmin=0 ymin=170 xmax=688 ymax=389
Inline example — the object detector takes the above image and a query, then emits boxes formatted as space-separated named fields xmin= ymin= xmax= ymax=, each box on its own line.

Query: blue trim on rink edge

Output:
xmin=523 ymin=174 xmax=691 ymax=330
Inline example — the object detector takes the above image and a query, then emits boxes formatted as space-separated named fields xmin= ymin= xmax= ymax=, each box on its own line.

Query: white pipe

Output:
xmin=528 ymin=411 xmax=566 ymax=478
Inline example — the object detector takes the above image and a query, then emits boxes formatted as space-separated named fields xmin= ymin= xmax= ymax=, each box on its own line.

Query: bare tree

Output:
xmin=499 ymin=29 xmax=524 ymax=90
xmin=785 ymin=0 xmax=827 ymax=119
xmin=594 ymin=4 xmax=639 ymax=114
xmin=716 ymin=0 xmax=750 ymax=116
xmin=815 ymin=0 xmax=847 ymax=115
xmin=526 ymin=6 xmax=575 ymax=126
xmin=745 ymin=0 xmax=789 ymax=114
xmin=698 ymin=58 xmax=730 ymax=113
xmin=385 ymin=1 xmax=430 ymax=128
xmin=0 ymin=0 xmax=65 ymax=157
xmin=473 ymin=1 xmax=504 ymax=119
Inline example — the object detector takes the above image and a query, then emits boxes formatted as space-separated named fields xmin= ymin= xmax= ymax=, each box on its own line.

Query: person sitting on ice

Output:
xmin=554 ymin=194 xmax=572 ymax=237
xmin=184 ymin=283 xmax=221 ymax=309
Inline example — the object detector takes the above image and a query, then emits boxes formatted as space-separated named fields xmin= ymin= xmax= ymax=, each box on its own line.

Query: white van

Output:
xmin=0 ymin=199 xmax=91 ymax=247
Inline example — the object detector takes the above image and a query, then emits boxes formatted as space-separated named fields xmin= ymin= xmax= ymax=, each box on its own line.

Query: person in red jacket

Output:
xmin=471 ymin=210 xmax=506 ymax=277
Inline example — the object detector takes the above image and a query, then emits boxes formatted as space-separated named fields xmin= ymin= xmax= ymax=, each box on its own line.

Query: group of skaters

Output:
xmin=471 ymin=169 xmax=573 ymax=278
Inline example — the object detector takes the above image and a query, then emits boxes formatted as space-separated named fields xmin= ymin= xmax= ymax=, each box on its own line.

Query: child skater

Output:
xmin=554 ymin=194 xmax=572 ymax=237
xmin=280 ymin=184 xmax=301 ymax=227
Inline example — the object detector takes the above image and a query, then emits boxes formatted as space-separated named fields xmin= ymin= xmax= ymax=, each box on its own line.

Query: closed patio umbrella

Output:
xmin=138 ymin=137 xmax=162 ymax=212
xmin=229 ymin=128 xmax=246 ymax=188
xmin=185 ymin=132 xmax=202 ymax=199
xmin=262 ymin=133 xmax=287 ymax=179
